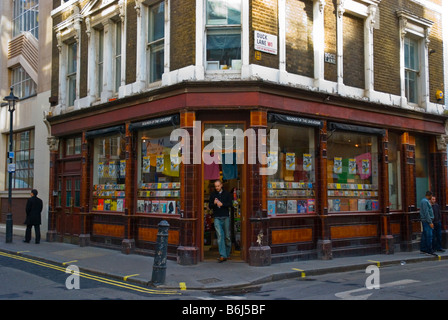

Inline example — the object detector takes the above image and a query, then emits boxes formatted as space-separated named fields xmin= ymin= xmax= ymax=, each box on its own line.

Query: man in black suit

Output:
xmin=24 ymin=189 xmax=43 ymax=244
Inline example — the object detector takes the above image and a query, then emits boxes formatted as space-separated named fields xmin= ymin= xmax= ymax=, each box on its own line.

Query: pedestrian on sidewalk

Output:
xmin=24 ymin=189 xmax=43 ymax=244
xmin=431 ymin=196 xmax=445 ymax=253
xmin=209 ymin=180 xmax=232 ymax=262
xmin=420 ymin=191 xmax=434 ymax=254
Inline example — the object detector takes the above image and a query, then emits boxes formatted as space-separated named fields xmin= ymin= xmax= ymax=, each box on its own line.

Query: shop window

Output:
xmin=205 ymin=0 xmax=242 ymax=71
xmin=92 ymin=134 xmax=126 ymax=212
xmin=388 ymin=132 xmax=402 ymax=211
xmin=137 ymin=126 xmax=180 ymax=214
xmin=327 ymin=131 xmax=379 ymax=212
xmin=266 ymin=124 xmax=316 ymax=215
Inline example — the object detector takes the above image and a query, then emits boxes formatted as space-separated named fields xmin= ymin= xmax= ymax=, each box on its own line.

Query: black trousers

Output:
xmin=25 ymin=224 xmax=40 ymax=243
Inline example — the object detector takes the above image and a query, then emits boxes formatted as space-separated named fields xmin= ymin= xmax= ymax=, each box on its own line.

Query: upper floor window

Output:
xmin=114 ymin=21 xmax=122 ymax=92
xmin=13 ymin=0 xmax=39 ymax=39
xmin=205 ymin=0 xmax=241 ymax=71
xmin=11 ymin=66 xmax=37 ymax=99
xmin=7 ymin=129 xmax=35 ymax=190
xmin=67 ymin=41 xmax=77 ymax=107
xmin=147 ymin=2 xmax=165 ymax=83
xmin=404 ymin=36 xmax=419 ymax=104
xmin=97 ymin=28 xmax=104 ymax=96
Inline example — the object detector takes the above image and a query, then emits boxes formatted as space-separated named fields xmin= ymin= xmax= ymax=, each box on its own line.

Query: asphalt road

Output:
xmin=1 ymin=250 xmax=447 ymax=302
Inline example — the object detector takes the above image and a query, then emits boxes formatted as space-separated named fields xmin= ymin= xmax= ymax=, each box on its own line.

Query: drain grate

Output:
xmin=197 ymin=278 xmax=222 ymax=284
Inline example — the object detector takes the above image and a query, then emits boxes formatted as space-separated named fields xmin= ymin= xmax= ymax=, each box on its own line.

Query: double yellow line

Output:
xmin=0 ymin=251 xmax=180 ymax=295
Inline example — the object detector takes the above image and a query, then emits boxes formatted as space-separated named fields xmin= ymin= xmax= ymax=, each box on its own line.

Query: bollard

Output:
xmin=151 ymin=220 xmax=169 ymax=286
xmin=5 ymin=213 xmax=13 ymax=243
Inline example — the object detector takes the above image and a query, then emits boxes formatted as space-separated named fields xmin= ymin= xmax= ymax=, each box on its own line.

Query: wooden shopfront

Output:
xmin=46 ymin=82 xmax=448 ymax=265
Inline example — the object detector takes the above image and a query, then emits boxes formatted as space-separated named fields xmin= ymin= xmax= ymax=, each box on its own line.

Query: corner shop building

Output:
xmin=46 ymin=81 xmax=448 ymax=266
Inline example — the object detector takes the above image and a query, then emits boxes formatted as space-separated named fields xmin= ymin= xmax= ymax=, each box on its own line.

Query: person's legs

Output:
xmin=222 ymin=217 xmax=231 ymax=258
xmin=214 ymin=218 xmax=227 ymax=259
xmin=34 ymin=225 xmax=41 ymax=244
xmin=24 ymin=225 xmax=32 ymax=243
xmin=433 ymin=222 xmax=443 ymax=251
xmin=420 ymin=222 xmax=433 ymax=253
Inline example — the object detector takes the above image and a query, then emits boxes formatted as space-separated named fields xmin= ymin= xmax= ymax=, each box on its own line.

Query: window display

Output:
xmin=92 ymin=134 xmax=126 ymax=212
xmin=137 ymin=126 xmax=180 ymax=214
xmin=327 ymin=131 xmax=379 ymax=212
xmin=267 ymin=124 xmax=316 ymax=215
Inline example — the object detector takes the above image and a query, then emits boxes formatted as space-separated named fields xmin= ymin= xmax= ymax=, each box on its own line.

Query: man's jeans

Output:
xmin=433 ymin=221 xmax=443 ymax=251
xmin=214 ymin=217 xmax=231 ymax=258
xmin=420 ymin=221 xmax=433 ymax=253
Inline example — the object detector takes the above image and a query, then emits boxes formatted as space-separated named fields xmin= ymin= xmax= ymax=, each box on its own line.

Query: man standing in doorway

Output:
xmin=209 ymin=180 xmax=232 ymax=262
xmin=24 ymin=189 xmax=43 ymax=244
xmin=420 ymin=191 xmax=434 ymax=255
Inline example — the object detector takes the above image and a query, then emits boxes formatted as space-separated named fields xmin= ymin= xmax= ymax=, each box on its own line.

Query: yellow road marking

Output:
xmin=179 ymin=282 xmax=187 ymax=290
xmin=0 ymin=251 xmax=179 ymax=295
xmin=123 ymin=274 xmax=140 ymax=281
xmin=62 ymin=260 xmax=78 ymax=266
xmin=368 ymin=260 xmax=381 ymax=267
xmin=16 ymin=251 xmax=30 ymax=254
xmin=292 ymin=268 xmax=306 ymax=278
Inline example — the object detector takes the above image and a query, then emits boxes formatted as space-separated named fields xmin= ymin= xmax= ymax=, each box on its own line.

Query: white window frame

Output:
xmin=10 ymin=65 xmax=37 ymax=99
xmin=204 ymin=0 xmax=242 ymax=73
xmin=146 ymin=1 xmax=165 ymax=84
xmin=397 ymin=10 xmax=433 ymax=109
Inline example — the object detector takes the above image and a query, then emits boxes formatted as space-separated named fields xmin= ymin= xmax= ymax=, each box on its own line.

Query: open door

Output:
xmin=202 ymin=122 xmax=246 ymax=261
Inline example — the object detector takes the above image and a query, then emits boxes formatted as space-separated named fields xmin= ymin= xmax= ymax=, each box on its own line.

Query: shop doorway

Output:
xmin=202 ymin=123 xmax=246 ymax=261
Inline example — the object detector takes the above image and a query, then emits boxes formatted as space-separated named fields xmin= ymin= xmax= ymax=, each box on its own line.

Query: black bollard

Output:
xmin=151 ymin=220 xmax=169 ymax=286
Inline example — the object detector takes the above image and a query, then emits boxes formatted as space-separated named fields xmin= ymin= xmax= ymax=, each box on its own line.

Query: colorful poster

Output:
xmin=334 ymin=157 xmax=342 ymax=174
xmin=285 ymin=153 xmax=295 ymax=171
xmin=268 ymin=200 xmax=276 ymax=216
xmin=120 ymin=160 xmax=126 ymax=178
xmin=156 ymin=155 xmax=164 ymax=172
xmin=348 ymin=159 xmax=356 ymax=174
xmin=267 ymin=151 xmax=278 ymax=171
xmin=143 ymin=156 xmax=151 ymax=173
xmin=303 ymin=154 xmax=312 ymax=172
xmin=98 ymin=162 xmax=104 ymax=178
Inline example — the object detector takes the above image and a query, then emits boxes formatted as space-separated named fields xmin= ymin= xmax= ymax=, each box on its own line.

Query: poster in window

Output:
xmin=267 ymin=151 xmax=278 ymax=171
xmin=303 ymin=154 xmax=312 ymax=172
xmin=109 ymin=162 xmax=117 ymax=178
xmin=120 ymin=160 xmax=126 ymax=178
xmin=286 ymin=153 xmax=295 ymax=171
xmin=287 ymin=199 xmax=297 ymax=213
xmin=170 ymin=154 xmax=180 ymax=172
xmin=334 ymin=157 xmax=342 ymax=174
xmin=156 ymin=155 xmax=164 ymax=173
xmin=268 ymin=200 xmax=276 ymax=216
xmin=276 ymin=200 xmax=287 ymax=214
xmin=348 ymin=159 xmax=356 ymax=175
xmin=143 ymin=156 xmax=151 ymax=173
xmin=98 ymin=162 xmax=104 ymax=178
xmin=361 ymin=159 xmax=370 ymax=176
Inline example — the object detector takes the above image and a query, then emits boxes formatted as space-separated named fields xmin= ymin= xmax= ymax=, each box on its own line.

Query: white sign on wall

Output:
xmin=254 ymin=31 xmax=277 ymax=55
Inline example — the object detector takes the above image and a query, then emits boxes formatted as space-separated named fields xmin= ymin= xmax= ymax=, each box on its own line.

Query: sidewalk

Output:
xmin=0 ymin=232 xmax=446 ymax=291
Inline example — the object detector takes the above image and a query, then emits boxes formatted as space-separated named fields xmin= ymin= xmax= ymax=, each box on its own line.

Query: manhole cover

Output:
xmin=197 ymin=278 xmax=222 ymax=284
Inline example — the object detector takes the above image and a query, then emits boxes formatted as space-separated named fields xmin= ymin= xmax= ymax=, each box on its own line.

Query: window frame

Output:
xmin=204 ymin=0 xmax=242 ymax=72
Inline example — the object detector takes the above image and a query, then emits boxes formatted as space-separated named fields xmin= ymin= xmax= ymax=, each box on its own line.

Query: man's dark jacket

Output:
xmin=25 ymin=195 xmax=43 ymax=225
xmin=209 ymin=190 xmax=232 ymax=218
